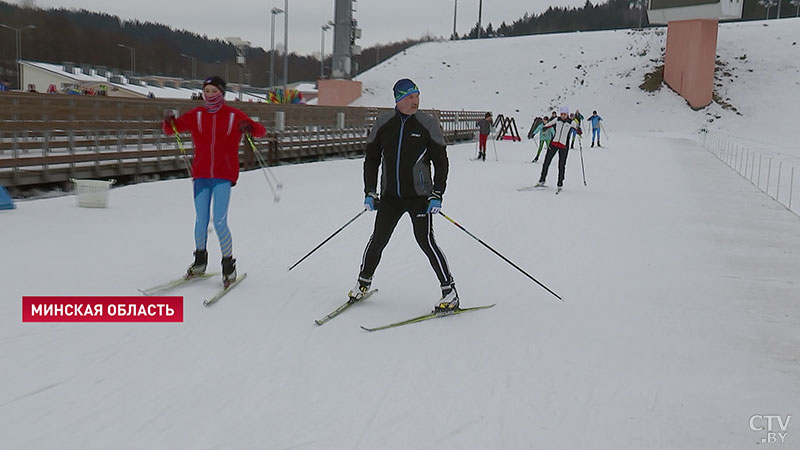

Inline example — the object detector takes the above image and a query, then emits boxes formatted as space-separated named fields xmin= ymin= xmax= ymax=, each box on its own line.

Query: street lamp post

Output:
xmin=791 ymin=0 xmax=800 ymax=17
xmin=225 ymin=37 xmax=250 ymax=102
xmin=270 ymin=7 xmax=284 ymax=88
xmin=758 ymin=0 xmax=778 ymax=18
xmin=179 ymin=53 xmax=196 ymax=80
xmin=117 ymin=43 xmax=135 ymax=75
xmin=628 ymin=0 xmax=646 ymax=29
xmin=0 ymin=23 xmax=36 ymax=90
xmin=214 ymin=60 xmax=229 ymax=81
xmin=320 ymin=24 xmax=331 ymax=78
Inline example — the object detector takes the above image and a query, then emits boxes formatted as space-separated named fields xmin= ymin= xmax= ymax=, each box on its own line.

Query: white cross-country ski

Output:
xmin=360 ymin=304 xmax=496 ymax=332
xmin=203 ymin=273 xmax=248 ymax=306
xmin=315 ymin=289 xmax=379 ymax=325
xmin=138 ymin=272 xmax=219 ymax=296
xmin=517 ymin=184 xmax=548 ymax=192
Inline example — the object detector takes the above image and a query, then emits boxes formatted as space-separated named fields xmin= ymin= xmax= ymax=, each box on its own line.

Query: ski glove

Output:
xmin=238 ymin=121 xmax=253 ymax=134
xmin=364 ymin=192 xmax=379 ymax=211
xmin=426 ymin=191 xmax=443 ymax=214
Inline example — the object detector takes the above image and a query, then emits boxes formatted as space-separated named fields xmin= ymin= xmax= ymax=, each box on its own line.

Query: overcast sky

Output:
xmin=27 ymin=0 xmax=588 ymax=56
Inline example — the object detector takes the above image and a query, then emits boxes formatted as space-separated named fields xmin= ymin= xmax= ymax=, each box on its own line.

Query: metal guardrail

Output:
xmin=700 ymin=131 xmax=798 ymax=217
xmin=0 ymin=94 xmax=483 ymax=190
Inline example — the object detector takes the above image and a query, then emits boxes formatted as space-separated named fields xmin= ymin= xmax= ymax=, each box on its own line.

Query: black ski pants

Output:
xmin=359 ymin=196 xmax=453 ymax=287
xmin=538 ymin=144 xmax=569 ymax=187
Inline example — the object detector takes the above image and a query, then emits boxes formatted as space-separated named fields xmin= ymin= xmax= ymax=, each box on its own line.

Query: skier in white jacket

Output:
xmin=535 ymin=106 xmax=581 ymax=190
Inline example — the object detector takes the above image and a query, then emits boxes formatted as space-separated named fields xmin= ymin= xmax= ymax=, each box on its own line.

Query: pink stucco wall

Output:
xmin=317 ymin=79 xmax=362 ymax=106
xmin=663 ymin=19 xmax=719 ymax=109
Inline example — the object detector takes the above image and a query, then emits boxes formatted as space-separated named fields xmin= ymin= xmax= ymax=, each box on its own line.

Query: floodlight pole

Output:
xmin=453 ymin=0 xmax=457 ymax=39
xmin=0 ymin=23 xmax=36 ymax=90
xmin=179 ymin=53 xmax=196 ymax=80
xmin=478 ymin=0 xmax=483 ymax=38
xmin=270 ymin=7 xmax=283 ymax=88
xmin=320 ymin=24 xmax=330 ymax=78
xmin=117 ymin=43 xmax=135 ymax=75
xmin=283 ymin=0 xmax=289 ymax=100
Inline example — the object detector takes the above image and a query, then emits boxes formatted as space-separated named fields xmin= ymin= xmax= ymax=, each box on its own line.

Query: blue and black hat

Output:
xmin=393 ymin=78 xmax=419 ymax=103
xmin=203 ymin=76 xmax=226 ymax=93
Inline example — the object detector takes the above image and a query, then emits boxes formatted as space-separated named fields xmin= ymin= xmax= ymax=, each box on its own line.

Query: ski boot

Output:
xmin=187 ymin=249 xmax=208 ymax=277
xmin=434 ymin=283 xmax=460 ymax=312
xmin=534 ymin=181 xmax=546 ymax=188
xmin=348 ymin=276 xmax=372 ymax=301
xmin=221 ymin=256 xmax=237 ymax=287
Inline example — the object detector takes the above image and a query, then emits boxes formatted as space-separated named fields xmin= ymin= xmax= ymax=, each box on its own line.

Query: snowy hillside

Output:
xmin=354 ymin=19 xmax=800 ymax=159
xmin=2 ymin=20 xmax=800 ymax=450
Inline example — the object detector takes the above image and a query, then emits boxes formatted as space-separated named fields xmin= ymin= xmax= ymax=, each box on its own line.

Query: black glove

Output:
xmin=238 ymin=122 xmax=253 ymax=134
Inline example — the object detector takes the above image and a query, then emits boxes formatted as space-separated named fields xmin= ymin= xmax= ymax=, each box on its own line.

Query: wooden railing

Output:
xmin=0 ymin=93 xmax=483 ymax=189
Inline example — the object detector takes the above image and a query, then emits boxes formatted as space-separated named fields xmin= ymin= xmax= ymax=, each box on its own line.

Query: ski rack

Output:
xmin=492 ymin=114 xmax=522 ymax=142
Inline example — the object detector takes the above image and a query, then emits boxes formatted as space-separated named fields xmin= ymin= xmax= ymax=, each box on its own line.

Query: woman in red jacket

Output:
xmin=163 ymin=76 xmax=266 ymax=287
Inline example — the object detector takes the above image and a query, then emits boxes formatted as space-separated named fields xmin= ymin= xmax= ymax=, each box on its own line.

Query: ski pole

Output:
xmin=492 ymin=135 xmax=499 ymax=162
xmin=288 ymin=208 xmax=369 ymax=272
xmin=600 ymin=122 xmax=609 ymax=142
xmin=578 ymin=132 xmax=587 ymax=186
xmin=246 ymin=134 xmax=284 ymax=190
xmin=170 ymin=121 xmax=193 ymax=177
xmin=249 ymin=144 xmax=279 ymax=202
xmin=437 ymin=211 xmax=563 ymax=301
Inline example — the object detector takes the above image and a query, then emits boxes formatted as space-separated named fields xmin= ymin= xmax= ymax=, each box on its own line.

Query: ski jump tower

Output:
xmin=647 ymin=0 xmax=743 ymax=109
xmin=318 ymin=0 xmax=363 ymax=106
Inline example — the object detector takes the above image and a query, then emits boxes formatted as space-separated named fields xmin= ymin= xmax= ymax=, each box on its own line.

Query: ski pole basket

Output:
xmin=71 ymin=178 xmax=116 ymax=208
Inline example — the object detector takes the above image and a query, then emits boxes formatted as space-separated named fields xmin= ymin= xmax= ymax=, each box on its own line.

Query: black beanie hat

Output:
xmin=203 ymin=76 xmax=226 ymax=92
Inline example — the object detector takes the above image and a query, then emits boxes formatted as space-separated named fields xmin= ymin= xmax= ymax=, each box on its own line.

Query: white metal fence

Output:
xmin=700 ymin=131 xmax=797 ymax=217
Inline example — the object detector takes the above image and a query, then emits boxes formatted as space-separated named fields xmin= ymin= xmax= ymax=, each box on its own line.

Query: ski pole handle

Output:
xmin=169 ymin=121 xmax=193 ymax=177
xmin=170 ymin=122 xmax=185 ymax=153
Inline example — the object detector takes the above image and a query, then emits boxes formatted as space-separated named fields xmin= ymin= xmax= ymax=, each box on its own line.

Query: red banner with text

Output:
xmin=22 ymin=296 xmax=183 ymax=322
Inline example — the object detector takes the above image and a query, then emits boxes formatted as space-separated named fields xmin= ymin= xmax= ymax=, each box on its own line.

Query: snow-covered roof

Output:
xmin=20 ymin=60 xmax=268 ymax=101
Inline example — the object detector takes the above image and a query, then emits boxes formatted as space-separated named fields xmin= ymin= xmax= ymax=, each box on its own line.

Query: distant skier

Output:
xmin=570 ymin=109 xmax=584 ymax=149
xmin=163 ymin=76 xmax=266 ymax=286
xmin=527 ymin=116 xmax=543 ymax=140
xmin=588 ymin=110 xmax=603 ymax=147
xmin=535 ymin=106 xmax=581 ymax=191
xmin=348 ymin=78 xmax=460 ymax=312
xmin=530 ymin=115 xmax=553 ymax=163
xmin=475 ymin=112 xmax=492 ymax=161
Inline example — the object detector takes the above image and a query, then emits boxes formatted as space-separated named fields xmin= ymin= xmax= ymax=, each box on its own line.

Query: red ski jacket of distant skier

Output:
xmin=543 ymin=116 xmax=579 ymax=150
xmin=163 ymin=104 xmax=266 ymax=185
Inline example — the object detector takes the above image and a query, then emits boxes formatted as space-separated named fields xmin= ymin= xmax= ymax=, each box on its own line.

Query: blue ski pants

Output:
xmin=193 ymin=178 xmax=233 ymax=257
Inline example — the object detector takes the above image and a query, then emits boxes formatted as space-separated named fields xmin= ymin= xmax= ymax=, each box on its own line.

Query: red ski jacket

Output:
xmin=163 ymin=104 xmax=266 ymax=185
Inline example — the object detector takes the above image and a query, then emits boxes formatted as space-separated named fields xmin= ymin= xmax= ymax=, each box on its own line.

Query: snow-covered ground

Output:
xmin=2 ymin=19 xmax=799 ymax=449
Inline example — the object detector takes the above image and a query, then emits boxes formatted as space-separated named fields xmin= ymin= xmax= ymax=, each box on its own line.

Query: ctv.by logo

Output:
xmin=750 ymin=414 xmax=791 ymax=444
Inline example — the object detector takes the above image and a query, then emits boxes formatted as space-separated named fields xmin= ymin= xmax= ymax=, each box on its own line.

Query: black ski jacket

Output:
xmin=364 ymin=110 xmax=448 ymax=199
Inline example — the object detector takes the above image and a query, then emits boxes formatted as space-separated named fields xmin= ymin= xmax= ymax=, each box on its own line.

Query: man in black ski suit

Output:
xmin=348 ymin=78 xmax=459 ymax=312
